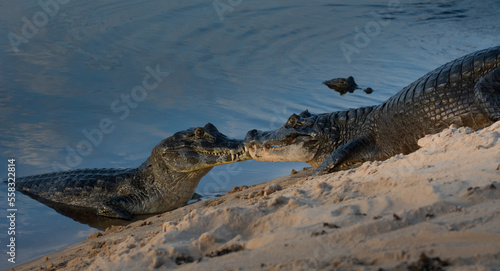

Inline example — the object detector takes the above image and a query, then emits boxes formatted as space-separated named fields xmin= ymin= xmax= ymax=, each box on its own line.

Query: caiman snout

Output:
xmin=243 ymin=140 xmax=259 ymax=158
xmin=244 ymin=130 xmax=261 ymax=158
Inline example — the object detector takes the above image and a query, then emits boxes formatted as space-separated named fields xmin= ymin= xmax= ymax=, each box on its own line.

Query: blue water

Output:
xmin=0 ymin=0 xmax=498 ymax=268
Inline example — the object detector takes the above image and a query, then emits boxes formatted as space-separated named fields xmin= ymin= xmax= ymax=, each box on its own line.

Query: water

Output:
xmin=0 ymin=0 xmax=498 ymax=268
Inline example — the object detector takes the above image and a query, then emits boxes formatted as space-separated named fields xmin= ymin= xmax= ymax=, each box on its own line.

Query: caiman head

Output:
xmin=151 ymin=123 xmax=250 ymax=173
xmin=244 ymin=110 xmax=335 ymax=167
xmin=323 ymin=76 xmax=358 ymax=95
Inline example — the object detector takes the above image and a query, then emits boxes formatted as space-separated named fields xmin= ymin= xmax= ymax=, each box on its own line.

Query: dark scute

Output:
xmin=203 ymin=123 xmax=219 ymax=134
xmin=299 ymin=109 xmax=311 ymax=118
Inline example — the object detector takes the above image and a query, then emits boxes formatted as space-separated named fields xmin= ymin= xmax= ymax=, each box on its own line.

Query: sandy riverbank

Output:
xmin=12 ymin=121 xmax=500 ymax=271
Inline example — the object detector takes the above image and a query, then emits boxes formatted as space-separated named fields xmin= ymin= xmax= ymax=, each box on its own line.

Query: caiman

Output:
xmin=16 ymin=123 xmax=250 ymax=220
xmin=245 ymin=46 xmax=500 ymax=175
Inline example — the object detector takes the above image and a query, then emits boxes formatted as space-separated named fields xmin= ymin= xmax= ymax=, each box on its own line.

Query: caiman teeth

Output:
xmin=230 ymin=150 xmax=236 ymax=161
xmin=196 ymin=147 xmax=246 ymax=161
xmin=233 ymin=149 xmax=247 ymax=161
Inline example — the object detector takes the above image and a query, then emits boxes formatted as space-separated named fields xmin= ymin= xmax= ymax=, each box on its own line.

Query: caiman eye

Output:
xmin=194 ymin=128 xmax=206 ymax=138
xmin=285 ymin=114 xmax=300 ymax=128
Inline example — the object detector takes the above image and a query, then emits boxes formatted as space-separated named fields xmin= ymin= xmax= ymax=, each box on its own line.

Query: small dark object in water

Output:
xmin=323 ymin=76 xmax=373 ymax=95
xmin=323 ymin=76 xmax=358 ymax=95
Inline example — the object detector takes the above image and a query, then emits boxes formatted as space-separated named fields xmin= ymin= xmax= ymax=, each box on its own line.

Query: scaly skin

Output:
xmin=245 ymin=46 xmax=500 ymax=175
xmin=17 ymin=123 xmax=250 ymax=220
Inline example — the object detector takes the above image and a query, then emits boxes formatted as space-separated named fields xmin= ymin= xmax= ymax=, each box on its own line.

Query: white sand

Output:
xmin=15 ymin=122 xmax=500 ymax=270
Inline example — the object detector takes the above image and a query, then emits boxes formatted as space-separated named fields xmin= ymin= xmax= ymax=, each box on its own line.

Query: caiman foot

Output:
xmin=98 ymin=198 xmax=134 ymax=220
xmin=475 ymin=66 xmax=500 ymax=122
xmin=313 ymin=136 xmax=376 ymax=175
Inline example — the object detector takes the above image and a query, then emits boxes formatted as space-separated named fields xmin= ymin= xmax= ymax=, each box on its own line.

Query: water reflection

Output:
xmin=22 ymin=193 xmax=133 ymax=231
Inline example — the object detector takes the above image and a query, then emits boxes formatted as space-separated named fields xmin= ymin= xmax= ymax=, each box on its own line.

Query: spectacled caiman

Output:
xmin=16 ymin=123 xmax=250 ymax=220
xmin=245 ymin=46 xmax=500 ymax=175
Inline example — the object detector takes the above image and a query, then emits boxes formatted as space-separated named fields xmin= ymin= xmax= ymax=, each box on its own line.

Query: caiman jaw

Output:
xmin=163 ymin=145 xmax=250 ymax=173
xmin=245 ymin=134 xmax=318 ymax=163
xmin=194 ymin=147 xmax=248 ymax=162
xmin=264 ymin=137 xmax=297 ymax=151
xmin=246 ymin=136 xmax=300 ymax=155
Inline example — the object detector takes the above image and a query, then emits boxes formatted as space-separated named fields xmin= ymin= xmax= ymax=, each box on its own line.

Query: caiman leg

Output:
xmin=97 ymin=191 xmax=202 ymax=220
xmin=474 ymin=67 xmax=500 ymax=121
xmin=313 ymin=136 xmax=376 ymax=175
xmin=98 ymin=196 xmax=136 ymax=220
